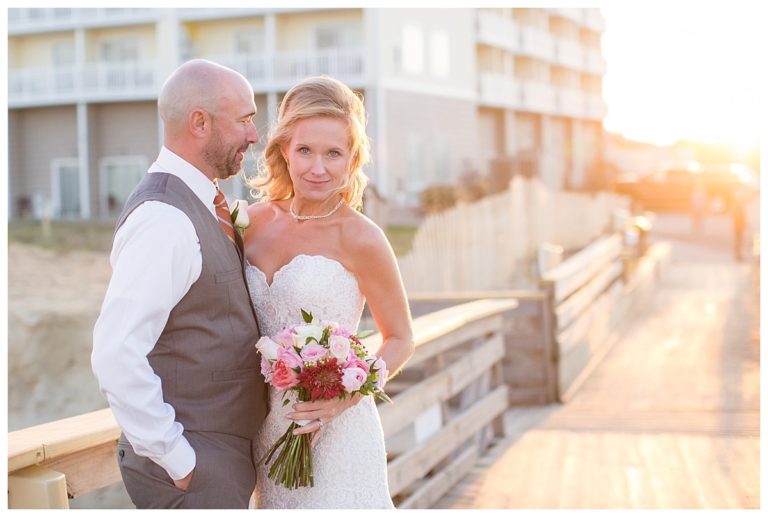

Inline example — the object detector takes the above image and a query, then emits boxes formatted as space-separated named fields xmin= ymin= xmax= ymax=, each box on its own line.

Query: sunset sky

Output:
xmin=601 ymin=6 xmax=762 ymax=148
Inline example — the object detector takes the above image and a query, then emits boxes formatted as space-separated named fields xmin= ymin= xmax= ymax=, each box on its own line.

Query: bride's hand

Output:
xmin=288 ymin=393 xmax=363 ymax=446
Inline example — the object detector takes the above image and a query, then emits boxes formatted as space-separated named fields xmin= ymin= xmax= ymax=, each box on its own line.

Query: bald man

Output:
xmin=92 ymin=60 xmax=267 ymax=508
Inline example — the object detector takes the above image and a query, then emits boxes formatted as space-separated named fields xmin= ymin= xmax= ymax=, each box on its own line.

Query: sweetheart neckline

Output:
xmin=245 ymin=254 xmax=354 ymax=289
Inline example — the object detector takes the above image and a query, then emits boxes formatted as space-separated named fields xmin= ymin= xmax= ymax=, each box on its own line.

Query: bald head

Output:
xmin=158 ymin=59 xmax=252 ymax=128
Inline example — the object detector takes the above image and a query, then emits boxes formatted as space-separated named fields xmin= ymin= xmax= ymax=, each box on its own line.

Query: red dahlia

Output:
xmin=298 ymin=357 xmax=343 ymax=401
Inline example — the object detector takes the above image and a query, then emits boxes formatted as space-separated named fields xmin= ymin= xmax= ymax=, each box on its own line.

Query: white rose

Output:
xmin=328 ymin=335 xmax=350 ymax=361
xmin=255 ymin=336 xmax=280 ymax=361
xmin=292 ymin=324 xmax=324 ymax=349
xmin=230 ymin=199 xmax=250 ymax=229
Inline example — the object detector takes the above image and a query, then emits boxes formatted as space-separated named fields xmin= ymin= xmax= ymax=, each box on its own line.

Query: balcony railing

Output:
xmin=476 ymin=11 xmax=520 ymax=52
xmin=584 ymin=48 xmax=607 ymax=75
xmin=478 ymin=73 xmax=522 ymax=109
xmin=548 ymin=8 xmax=584 ymax=25
xmin=211 ymin=48 xmax=366 ymax=90
xmin=554 ymin=38 xmax=583 ymax=70
xmin=584 ymin=9 xmax=606 ymax=32
xmin=8 ymin=8 xmax=157 ymax=33
xmin=9 ymin=49 xmax=366 ymax=107
xmin=520 ymin=80 xmax=557 ymax=114
xmin=556 ymin=88 xmax=585 ymax=118
xmin=518 ymin=26 xmax=555 ymax=62
xmin=585 ymin=94 xmax=607 ymax=120
xmin=9 ymin=62 xmax=160 ymax=106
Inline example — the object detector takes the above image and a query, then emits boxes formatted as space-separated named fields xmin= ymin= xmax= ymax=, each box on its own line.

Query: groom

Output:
xmin=92 ymin=60 xmax=266 ymax=508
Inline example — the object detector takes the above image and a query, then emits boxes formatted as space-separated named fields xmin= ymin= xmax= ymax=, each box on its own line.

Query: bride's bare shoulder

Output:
xmin=247 ymin=198 xmax=287 ymax=222
xmin=341 ymin=208 xmax=391 ymax=257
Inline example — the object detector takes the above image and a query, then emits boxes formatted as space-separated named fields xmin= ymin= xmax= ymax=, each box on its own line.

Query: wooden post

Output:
xmin=8 ymin=465 xmax=69 ymax=509
xmin=539 ymin=282 xmax=559 ymax=403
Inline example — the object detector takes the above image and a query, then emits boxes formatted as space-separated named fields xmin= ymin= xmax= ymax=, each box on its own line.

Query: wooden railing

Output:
xmin=7 ymin=298 xmax=518 ymax=509
xmin=406 ymin=231 xmax=672 ymax=405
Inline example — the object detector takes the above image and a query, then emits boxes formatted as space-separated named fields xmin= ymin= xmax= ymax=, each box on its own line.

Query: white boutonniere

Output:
xmin=229 ymin=199 xmax=250 ymax=234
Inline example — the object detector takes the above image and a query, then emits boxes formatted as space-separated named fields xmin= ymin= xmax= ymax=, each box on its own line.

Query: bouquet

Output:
xmin=255 ymin=309 xmax=391 ymax=490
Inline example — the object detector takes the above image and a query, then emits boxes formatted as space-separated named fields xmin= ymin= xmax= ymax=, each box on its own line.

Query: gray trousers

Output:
xmin=117 ymin=431 xmax=256 ymax=509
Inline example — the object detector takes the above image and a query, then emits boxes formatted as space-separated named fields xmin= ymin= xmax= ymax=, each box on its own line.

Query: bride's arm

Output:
xmin=288 ymin=220 xmax=414 ymax=445
xmin=352 ymin=223 xmax=415 ymax=379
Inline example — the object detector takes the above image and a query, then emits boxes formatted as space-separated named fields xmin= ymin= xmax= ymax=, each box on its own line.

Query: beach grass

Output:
xmin=9 ymin=220 xmax=419 ymax=257
xmin=8 ymin=220 xmax=117 ymax=253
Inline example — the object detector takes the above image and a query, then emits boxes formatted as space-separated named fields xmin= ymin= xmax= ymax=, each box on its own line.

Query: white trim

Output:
xmin=50 ymin=157 xmax=80 ymax=219
xmin=76 ymin=102 xmax=90 ymax=219
xmin=380 ymin=79 xmax=476 ymax=102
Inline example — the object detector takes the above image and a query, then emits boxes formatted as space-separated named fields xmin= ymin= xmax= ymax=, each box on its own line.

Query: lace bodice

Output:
xmin=246 ymin=254 xmax=393 ymax=509
xmin=246 ymin=254 xmax=364 ymax=337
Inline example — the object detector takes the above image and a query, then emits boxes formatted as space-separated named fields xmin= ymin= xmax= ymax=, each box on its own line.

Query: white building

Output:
xmin=7 ymin=7 xmax=607 ymax=220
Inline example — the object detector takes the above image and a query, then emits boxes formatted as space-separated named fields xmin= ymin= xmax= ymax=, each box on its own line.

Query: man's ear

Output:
xmin=189 ymin=109 xmax=209 ymax=137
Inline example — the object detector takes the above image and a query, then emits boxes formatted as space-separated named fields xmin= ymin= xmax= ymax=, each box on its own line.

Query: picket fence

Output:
xmin=397 ymin=176 xmax=629 ymax=293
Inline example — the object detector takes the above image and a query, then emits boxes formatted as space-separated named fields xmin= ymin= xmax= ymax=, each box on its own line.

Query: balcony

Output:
xmin=476 ymin=11 xmax=520 ymax=53
xmin=556 ymin=88 xmax=585 ymax=118
xmin=584 ymin=48 xmax=607 ymax=75
xmin=519 ymin=26 xmax=555 ymax=62
xmin=212 ymin=48 xmax=367 ymax=92
xmin=8 ymin=8 xmax=157 ymax=34
xmin=554 ymin=38 xmax=584 ymax=70
xmin=9 ymin=62 xmax=159 ymax=107
xmin=585 ymin=94 xmax=607 ymax=120
xmin=519 ymin=80 xmax=557 ymax=114
xmin=584 ymin=9 xmax=606 ymax=32
xmin=8 ymin=49 xmax=366 ymax=108
xmin=548 ymin=8 xmax=584 ymax=25
xmin=478 ymin=73 xmax=522 ymax=109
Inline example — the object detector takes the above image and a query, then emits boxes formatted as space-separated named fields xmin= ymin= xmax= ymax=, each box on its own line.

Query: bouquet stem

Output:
xmin=259 ymin=421 xmax=314 ymax=489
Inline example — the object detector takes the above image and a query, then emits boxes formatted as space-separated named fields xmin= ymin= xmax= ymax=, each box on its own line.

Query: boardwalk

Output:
xmin=435 ymin=214 xmax=760 ymax=509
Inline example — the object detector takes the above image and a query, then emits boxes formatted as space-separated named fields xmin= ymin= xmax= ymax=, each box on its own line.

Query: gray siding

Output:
xmin=9 ymin=106 xmax=78 ymax=217
xmin=384 ymin=89 xmax=478 ymax=202
xmin=89 ymin=102 xmax=159 ymax=216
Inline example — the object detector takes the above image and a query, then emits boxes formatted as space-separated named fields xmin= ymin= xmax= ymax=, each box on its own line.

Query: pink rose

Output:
xmin=343 ymin=350 xmax=370 ymax=374
xmin=341 ymin=367 xmax=367 ymax=392
xmin=260 ymin=355 xmax=273 ymax=383
xmin=373 ymin=357 xmax=388 ymax=389
xmin=277 ymin=346 xmax=303 ymax=369
xmin=274 ymin=328 xmax=296 ymax=348
xmin=300 ymin=343 xmax=328 ymax=362
xmin=330 ymin=325 xmax=352 ymax=338
xmin=272 ymin=360 xmax=299 ymax=391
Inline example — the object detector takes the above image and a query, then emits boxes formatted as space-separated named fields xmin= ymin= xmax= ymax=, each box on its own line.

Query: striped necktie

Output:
xmin=213 ymin=185 xmax=237 ymax=247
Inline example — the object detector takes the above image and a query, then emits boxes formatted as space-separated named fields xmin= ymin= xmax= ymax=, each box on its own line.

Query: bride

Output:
xmin=242 ymin=76 xmax=414 ymax=509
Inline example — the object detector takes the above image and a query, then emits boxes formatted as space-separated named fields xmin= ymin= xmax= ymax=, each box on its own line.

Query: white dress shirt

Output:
xmin=92 ymin=146 xmax=220 ymax=481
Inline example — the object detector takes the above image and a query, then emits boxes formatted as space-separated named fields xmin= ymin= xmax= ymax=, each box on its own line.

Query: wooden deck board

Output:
xmin=434 ymin=236 xmax=759 ymax=509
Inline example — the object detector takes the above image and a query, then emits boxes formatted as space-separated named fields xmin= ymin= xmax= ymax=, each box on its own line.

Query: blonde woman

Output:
xmin=243 ymin=76 xmax=414 ymax=508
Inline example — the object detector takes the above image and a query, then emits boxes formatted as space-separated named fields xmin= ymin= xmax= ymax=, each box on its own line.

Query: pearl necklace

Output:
xmin=289 ymin=198 xmax=345 ymax=221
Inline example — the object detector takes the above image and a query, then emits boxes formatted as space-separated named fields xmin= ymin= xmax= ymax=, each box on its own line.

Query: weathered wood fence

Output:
xmin=398 ymin=176 xmax=630 ymax=292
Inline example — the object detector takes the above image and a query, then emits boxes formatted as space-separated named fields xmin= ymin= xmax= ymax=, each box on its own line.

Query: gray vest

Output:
xmin=116 ymin=172 xmax=266 ymax=439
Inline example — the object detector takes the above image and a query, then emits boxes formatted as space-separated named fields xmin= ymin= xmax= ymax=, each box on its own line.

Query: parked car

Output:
xmin=614 ymin=161 xmax=758 ymax=213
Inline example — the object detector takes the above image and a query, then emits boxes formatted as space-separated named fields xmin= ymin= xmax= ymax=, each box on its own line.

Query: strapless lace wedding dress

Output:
xmin=246 ymin=254 xmax=394 ymax=509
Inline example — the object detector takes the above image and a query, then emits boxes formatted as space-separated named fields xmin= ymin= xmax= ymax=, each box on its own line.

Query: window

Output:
xmin=315 ymin=24 xmax=362 ymax=49
xmin=235 ymin=29 xmax=264 ymax=54
xmin=100 ymin=38 xmax=139 ymax=63
xmin=51 ymin=158 xmax=80 ymax=219
xmin=429 ymin=31 xmax=450 ymax=78
xmin=100 ymin=156 xmax=147 ymax=216
xmin=52 ymin=41 xmax=75 ymax=65
xmin=402 ymin=26 xmax=424 ymax=74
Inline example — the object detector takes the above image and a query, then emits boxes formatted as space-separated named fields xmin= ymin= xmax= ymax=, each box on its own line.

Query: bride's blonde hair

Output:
xmin=248 ymin=76 xmax=370 ymax=209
